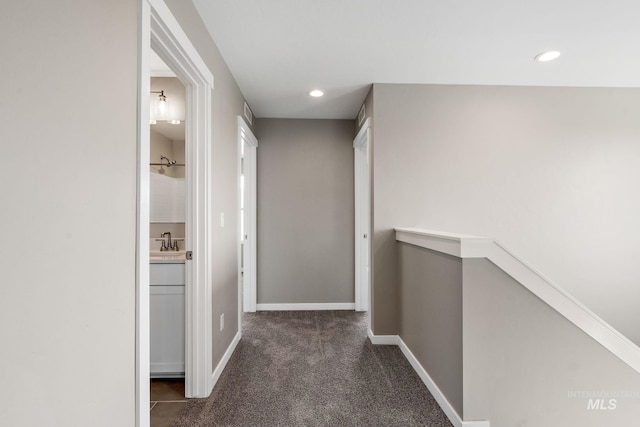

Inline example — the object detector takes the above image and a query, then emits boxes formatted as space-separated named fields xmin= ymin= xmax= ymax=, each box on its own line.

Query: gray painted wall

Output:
xmin=1 ymin=2 xmax=251 ymax=425
xmin=165 ymin=0 xmax=252 ymax=368
xmin=398 ymin=243 xmax=463 ymax=415
xmin=1 ymin=1 xmax=138 ymax=425
xmin=371 ymin=84 xmax=640 ymax=344
xmin=255 ymin=119 xmax=355 ymax=304
xmin=151 ymin=129 xmax=184 ymax=178
xmin=463 ymin=258 xmax=640 ymax=426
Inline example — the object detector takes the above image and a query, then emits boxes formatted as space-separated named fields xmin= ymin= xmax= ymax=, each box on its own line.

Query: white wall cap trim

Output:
xmin=256 ymin=303 xmax=355 ymax=311
xmin=395 ymin=228 xmax=493 ymax=258
xmin=395 ymin=228 xmax=640 ymax=375
xmin=397 ymin=337 xmax=491 ymax=427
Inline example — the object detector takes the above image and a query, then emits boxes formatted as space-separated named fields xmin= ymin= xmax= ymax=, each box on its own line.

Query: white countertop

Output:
xmin=150 ymin=250 xmax=186 ymax=264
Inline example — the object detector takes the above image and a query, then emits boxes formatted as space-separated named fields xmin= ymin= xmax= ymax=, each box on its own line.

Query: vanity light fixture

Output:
xmin=151 ymin=90 xmax=167 ymax=111
xmin=169 ymin=119 xmax=181 ymax=125
xmin=534 ymin=50 xmax=561 ymax=62
xmin=309 ymin=89 xmax=324 ymax=97
xmin=150 ymin=89 xmax=170 ymax=124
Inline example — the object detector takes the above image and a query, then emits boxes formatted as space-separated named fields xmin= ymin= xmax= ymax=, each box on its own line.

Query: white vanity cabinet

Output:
xmin=150 ymin=261 xmax=185 ymax=378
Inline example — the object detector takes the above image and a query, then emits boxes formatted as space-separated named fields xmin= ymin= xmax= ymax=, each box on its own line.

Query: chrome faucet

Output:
xmin=161 ymin=232 xmax=172 ymax=251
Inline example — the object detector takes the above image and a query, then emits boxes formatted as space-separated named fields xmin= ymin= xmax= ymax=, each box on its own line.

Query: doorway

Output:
xmin=148 ymin=70 xmax=187 ymax=425
xmin=137 ymin=1 xmax=214 ymax=426
xmin=238 ymin=117 xmax=258 ymax=312
xmin=354 ymin=118 xmax=371 ymax=312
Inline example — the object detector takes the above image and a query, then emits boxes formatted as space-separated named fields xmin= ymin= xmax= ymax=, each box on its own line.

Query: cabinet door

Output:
xmin=150 ymin=285 xmax=185 ymax=376
xmin=150 ymin=263 xmax=185 ymax=285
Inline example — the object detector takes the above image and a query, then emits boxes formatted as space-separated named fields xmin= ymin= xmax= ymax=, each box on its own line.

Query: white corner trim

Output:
xmin=397 ymin=337 xmax=490 ymax=427
xmin=367 ymin=330 xmax=399 ymax=345
xmin=256 ymin=303 xmax=355 ymax=311
xmin=395 ymin=228 xmax=640 ymax=375
xmin=210 ymin=331 xmax=241 ymax=393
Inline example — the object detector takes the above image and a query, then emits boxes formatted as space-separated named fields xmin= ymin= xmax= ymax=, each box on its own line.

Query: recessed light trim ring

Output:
xmin=535 ymin=51 xmax=561 ymax=62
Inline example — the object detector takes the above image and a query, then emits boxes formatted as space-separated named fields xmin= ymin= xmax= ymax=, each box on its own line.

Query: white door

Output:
xmin=238 ymin=117 xmax=258 ymax=312
xmin=354 ymin=119 xmax=371 ymax=312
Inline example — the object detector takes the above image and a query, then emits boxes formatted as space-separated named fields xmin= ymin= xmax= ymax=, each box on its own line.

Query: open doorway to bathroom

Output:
xmin=137 ymin=3 xmax=215 ymax=426
xmin=149 ymin=58 xmax=188 ymax=425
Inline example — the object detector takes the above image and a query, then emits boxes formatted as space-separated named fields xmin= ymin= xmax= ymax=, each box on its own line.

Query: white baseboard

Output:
xmin=210 ymin=331 xmax=241 ymax=392
xmin=256 ymin=303 xmax=355 ymax=311
xmin=367 ymin=329 xmax=400 ymax=345
xmin=397 ymin=337 xmax=490 ymax=427
xmin=367 ymin=331 xmax=489 ymax=427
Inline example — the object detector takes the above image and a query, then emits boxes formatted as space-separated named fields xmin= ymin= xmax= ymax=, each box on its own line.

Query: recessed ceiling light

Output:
xmin=534 ymin=51 xmax=561 ymax=62
xmin=309 ymin=89 xmax=324 ymax=97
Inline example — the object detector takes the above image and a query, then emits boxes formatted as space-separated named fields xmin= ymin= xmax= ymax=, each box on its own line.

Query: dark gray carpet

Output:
xmin=173 ymin=311 xmax=453 ymax=427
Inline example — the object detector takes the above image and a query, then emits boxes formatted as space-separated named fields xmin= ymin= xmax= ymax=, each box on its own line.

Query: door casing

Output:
xmin=238 ymin=116 xmax=258 ymax=312
xmin=354 ymin=118 xmax=371 ymax=313
xmin=137 ymin=1 xmax=214 ymax=425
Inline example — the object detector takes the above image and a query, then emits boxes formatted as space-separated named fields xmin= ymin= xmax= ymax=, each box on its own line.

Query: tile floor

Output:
xmin=150 ymin=379 xmax=186 ymax=427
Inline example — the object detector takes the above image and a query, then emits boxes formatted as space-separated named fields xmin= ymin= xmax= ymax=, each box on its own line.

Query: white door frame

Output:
xmin=238 ymin=117 xmax=258 ymax=312
xmin=354 ymin=118 xmax=371 ymax=312
xmin=137 ymin=1 xmax=214 ymax=425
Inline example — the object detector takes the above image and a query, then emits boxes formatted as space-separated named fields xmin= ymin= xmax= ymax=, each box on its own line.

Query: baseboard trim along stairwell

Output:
xmin=368 ymin=331 xmax=490 ymax=427
xmin=210 ymin=331 xmax=241 ymax=393
xmin=256 ymin=303 xmax=355 ymax=311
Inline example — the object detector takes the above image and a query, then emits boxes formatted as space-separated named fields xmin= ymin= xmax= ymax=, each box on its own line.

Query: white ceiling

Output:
xmin=193 ymin=0 xmax=640 ymax=120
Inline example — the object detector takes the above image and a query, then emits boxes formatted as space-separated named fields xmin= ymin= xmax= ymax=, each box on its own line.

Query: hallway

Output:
xmin=171 ymin=311 xmax=452 ymax=426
